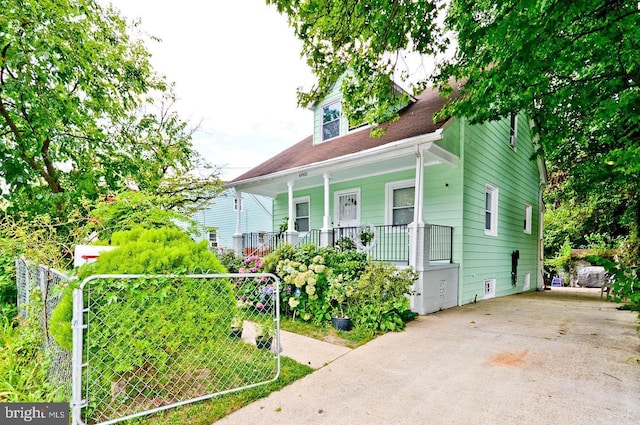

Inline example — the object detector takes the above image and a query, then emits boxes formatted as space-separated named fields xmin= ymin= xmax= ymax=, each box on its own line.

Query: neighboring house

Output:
xmin=191 ymin=188 xmax=272 ymax=253
xmin=227 ymin=81 xmax=547 ymax=314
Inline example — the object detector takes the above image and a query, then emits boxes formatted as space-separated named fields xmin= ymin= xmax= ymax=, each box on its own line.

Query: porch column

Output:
xmin=232 ymin=190 xmax=243 ymax=253
xmin=409 ymin=145 xmax=429 ymax=314
xmin=320 ymin=172 xmax=332 ymax=247
xmin=286 ymin=181 xmax=299 ymax=245
xmin=410 ymin=144 xmax=428 ymax=269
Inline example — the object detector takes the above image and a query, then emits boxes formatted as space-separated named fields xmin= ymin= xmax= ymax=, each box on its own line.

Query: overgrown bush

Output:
xmin=321 ymin=247 xmax=368 ymax=281
xmin=214 ymin=248 xmax=245 ymax=273
xmin=269 ymin=244 xmax=417 ymax=333
xmin=49 ymin=227 xmax=235 ymax=418
xmin=0 ymin=253 xmax=18 ymax=322
xmin=350 ymin=263 xmax=418 ymax=333
xmin=0 ymin=295 xmax=65 ymax=402
xmin=51 ymin=227 xmax=229 ymax=350
xmin=262 ymin=243 xmax=295 ymax=273
xmin=589 ymin=255 xmax=639 ymax=315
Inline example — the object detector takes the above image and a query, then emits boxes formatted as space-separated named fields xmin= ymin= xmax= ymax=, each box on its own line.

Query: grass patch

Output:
xmin=135 ymin=356 xmax=312 ymax=425
xmin=279 ymin=317 xmax=376 ymax=349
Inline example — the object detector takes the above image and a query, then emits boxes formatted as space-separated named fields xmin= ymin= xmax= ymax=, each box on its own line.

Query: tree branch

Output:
xmin=0 ymin=94 xmax=23 ymax=143
xmin=41 ymin=136 xmax=63 ymax=193
xmin=560 ymin=9 xmax=638 ymax=43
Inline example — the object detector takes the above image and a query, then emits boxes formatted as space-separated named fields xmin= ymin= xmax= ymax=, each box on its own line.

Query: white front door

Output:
xmin=334 ymin=189 xmax=360 ymax=228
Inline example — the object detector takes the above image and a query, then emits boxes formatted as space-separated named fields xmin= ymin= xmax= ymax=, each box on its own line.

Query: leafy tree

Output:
xmin=270 ymin=0 xmax=640 ymax=262
xmin=0 ymin=0 xmax=222 ymax=216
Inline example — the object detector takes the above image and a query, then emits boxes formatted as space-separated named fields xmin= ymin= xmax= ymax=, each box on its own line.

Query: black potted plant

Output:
xmin=255 ymin=322 xmax=275 ymax=350
xmin=327 ymin=273 xmax=354 ymax=331
xmin=230 ymin=316 xmax=244 ymax=338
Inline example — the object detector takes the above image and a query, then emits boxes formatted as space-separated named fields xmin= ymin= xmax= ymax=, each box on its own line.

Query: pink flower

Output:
xmin=256 ymin=302 xmax=264 ymax=310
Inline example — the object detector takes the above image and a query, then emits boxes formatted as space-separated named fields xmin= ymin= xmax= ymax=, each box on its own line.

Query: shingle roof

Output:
xmin=230 ymin=86 xmax=452 ymax=183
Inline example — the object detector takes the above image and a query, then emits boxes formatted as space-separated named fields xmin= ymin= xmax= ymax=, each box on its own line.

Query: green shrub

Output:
xmin=79 ymin=227 xmax=227 ymax=276
xmin=48 ymin=284 xmax=75 ymax=352
xmin=262 ymin=243 xmax=294 ymax=273
xmin=0 ymin=296 xmax=65 ymax=402
xmin=589 ymin=255 xmax=639 ymax=315
xmin=320 ymin=247 xmax=368 ymax=281
xmin=51 ymin=227 xmax=229 ymax=351
xmin=350 ymin=262 xmax=418 ymax=333
xmin=0 ymin=252 xmax=17 ymax=322
xmin=214 ymin=248 xmax=244 ymax=273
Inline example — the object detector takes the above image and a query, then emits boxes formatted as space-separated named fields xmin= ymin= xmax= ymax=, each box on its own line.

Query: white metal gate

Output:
xmin=71 ymin=273 xmax=280 ymax=425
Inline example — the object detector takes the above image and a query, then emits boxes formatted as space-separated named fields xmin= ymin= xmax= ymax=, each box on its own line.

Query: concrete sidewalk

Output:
xmin=239 ymin=320 xmax=352 ymax=369
xmin=218 ymin=288 xmax=640 ymax=425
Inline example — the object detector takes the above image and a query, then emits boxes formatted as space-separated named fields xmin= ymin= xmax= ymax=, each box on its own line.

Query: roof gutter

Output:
xmin=229 ymin=129 xmax=444 ymax=190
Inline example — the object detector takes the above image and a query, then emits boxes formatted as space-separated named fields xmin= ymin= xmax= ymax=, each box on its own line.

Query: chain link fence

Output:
xmin=15 ymin=258 xmax=73 ymax=396
xmin=72 ymin=273 xmax=280 ymax=425
xmin=15 ymin=258 xmax=37 ymax=318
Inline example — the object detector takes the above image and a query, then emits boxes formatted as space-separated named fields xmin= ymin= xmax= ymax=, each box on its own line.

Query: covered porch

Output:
xmin=240 ymin=223 xmax=454 ymax=266
xmin=228 ymin=130 xmax=461 ymax=314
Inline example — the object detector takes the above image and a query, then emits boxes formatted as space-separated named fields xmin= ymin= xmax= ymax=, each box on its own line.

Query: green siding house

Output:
xmin=228 ymin=82 xmax=546 ymax=314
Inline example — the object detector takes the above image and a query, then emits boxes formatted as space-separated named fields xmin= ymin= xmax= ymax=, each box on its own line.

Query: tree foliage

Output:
xmin=271 ymin=0 xmax=640 ymax=261
xmin=0 ymin=0 xmax=222 ymax=216
xmin=267 ymin=0 xmax=445 ymax=127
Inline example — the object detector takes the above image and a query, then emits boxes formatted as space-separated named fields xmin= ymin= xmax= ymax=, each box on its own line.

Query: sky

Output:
xmin=105 ymin=0 xmax=315 ymax=181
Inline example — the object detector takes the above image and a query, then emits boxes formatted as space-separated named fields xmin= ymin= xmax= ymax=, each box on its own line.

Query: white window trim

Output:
xmin=484 ymin=278 xmax=496 ymax=299
xmin=321 ymin=100 xmax=342 ymax=142
xmin=484 ymin=184 xmax=499 ymax=237
xmin=385 ymin=179 xmax=415 ymax=226
xmin=293 ymin=196 xmax=310 ymax=233
xmin=509 ymin=113 xmax=518 ymax=150
xmin=524 ymin=203 xmax=532 ymax=234
xmin=207 ymin=229 xmax=218 ymax=248
xmin=233 ymin=197 xmax=243 ymax=212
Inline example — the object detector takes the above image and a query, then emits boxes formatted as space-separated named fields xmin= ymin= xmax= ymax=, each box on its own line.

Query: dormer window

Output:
xmin=322 ymin=101 xmax=341 ymax=141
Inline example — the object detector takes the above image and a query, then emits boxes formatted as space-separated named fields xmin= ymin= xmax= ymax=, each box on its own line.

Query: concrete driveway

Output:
xmin=218 ymin=288 xmax=640 ymax=424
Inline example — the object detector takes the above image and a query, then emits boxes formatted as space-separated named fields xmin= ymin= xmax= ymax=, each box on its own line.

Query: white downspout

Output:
xmin=234 ymin=190 xmax=242 ymax=236
xmin=412 ymin=144 xmax=426 ymax=266
xmin=287 ymin=181 xmax=295 ymax=232
xmin=322 ymin=173 xmax=331 ymax=231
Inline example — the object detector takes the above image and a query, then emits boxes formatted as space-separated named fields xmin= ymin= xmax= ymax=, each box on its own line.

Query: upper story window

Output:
xmin=485 ymin=184 xmax=498 ymax=237
xmin=322 ymin=101 xmax=341 ymax=141
xmin=509 ymin=113 xmax=518 ymax=149
xmin=386 ymin=180 xmax=415 ymax=226
xmin=233 ymin=197 xmax=243 ymax=212
xmin=524 ymin=203 xmax=532 ymax=234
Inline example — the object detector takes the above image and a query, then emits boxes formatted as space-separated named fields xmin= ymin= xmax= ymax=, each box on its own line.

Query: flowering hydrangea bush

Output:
xmin=239 ymin=255 xmax=263 ymax=273
xmin=277 ymin=255 xmax=330 ymax=324
xmin=236 ymin=254 xmax=275 ymax=313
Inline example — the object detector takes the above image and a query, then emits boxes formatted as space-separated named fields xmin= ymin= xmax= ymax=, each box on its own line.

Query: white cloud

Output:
xmin=105 ymin=0 xmax=314 ymax=180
